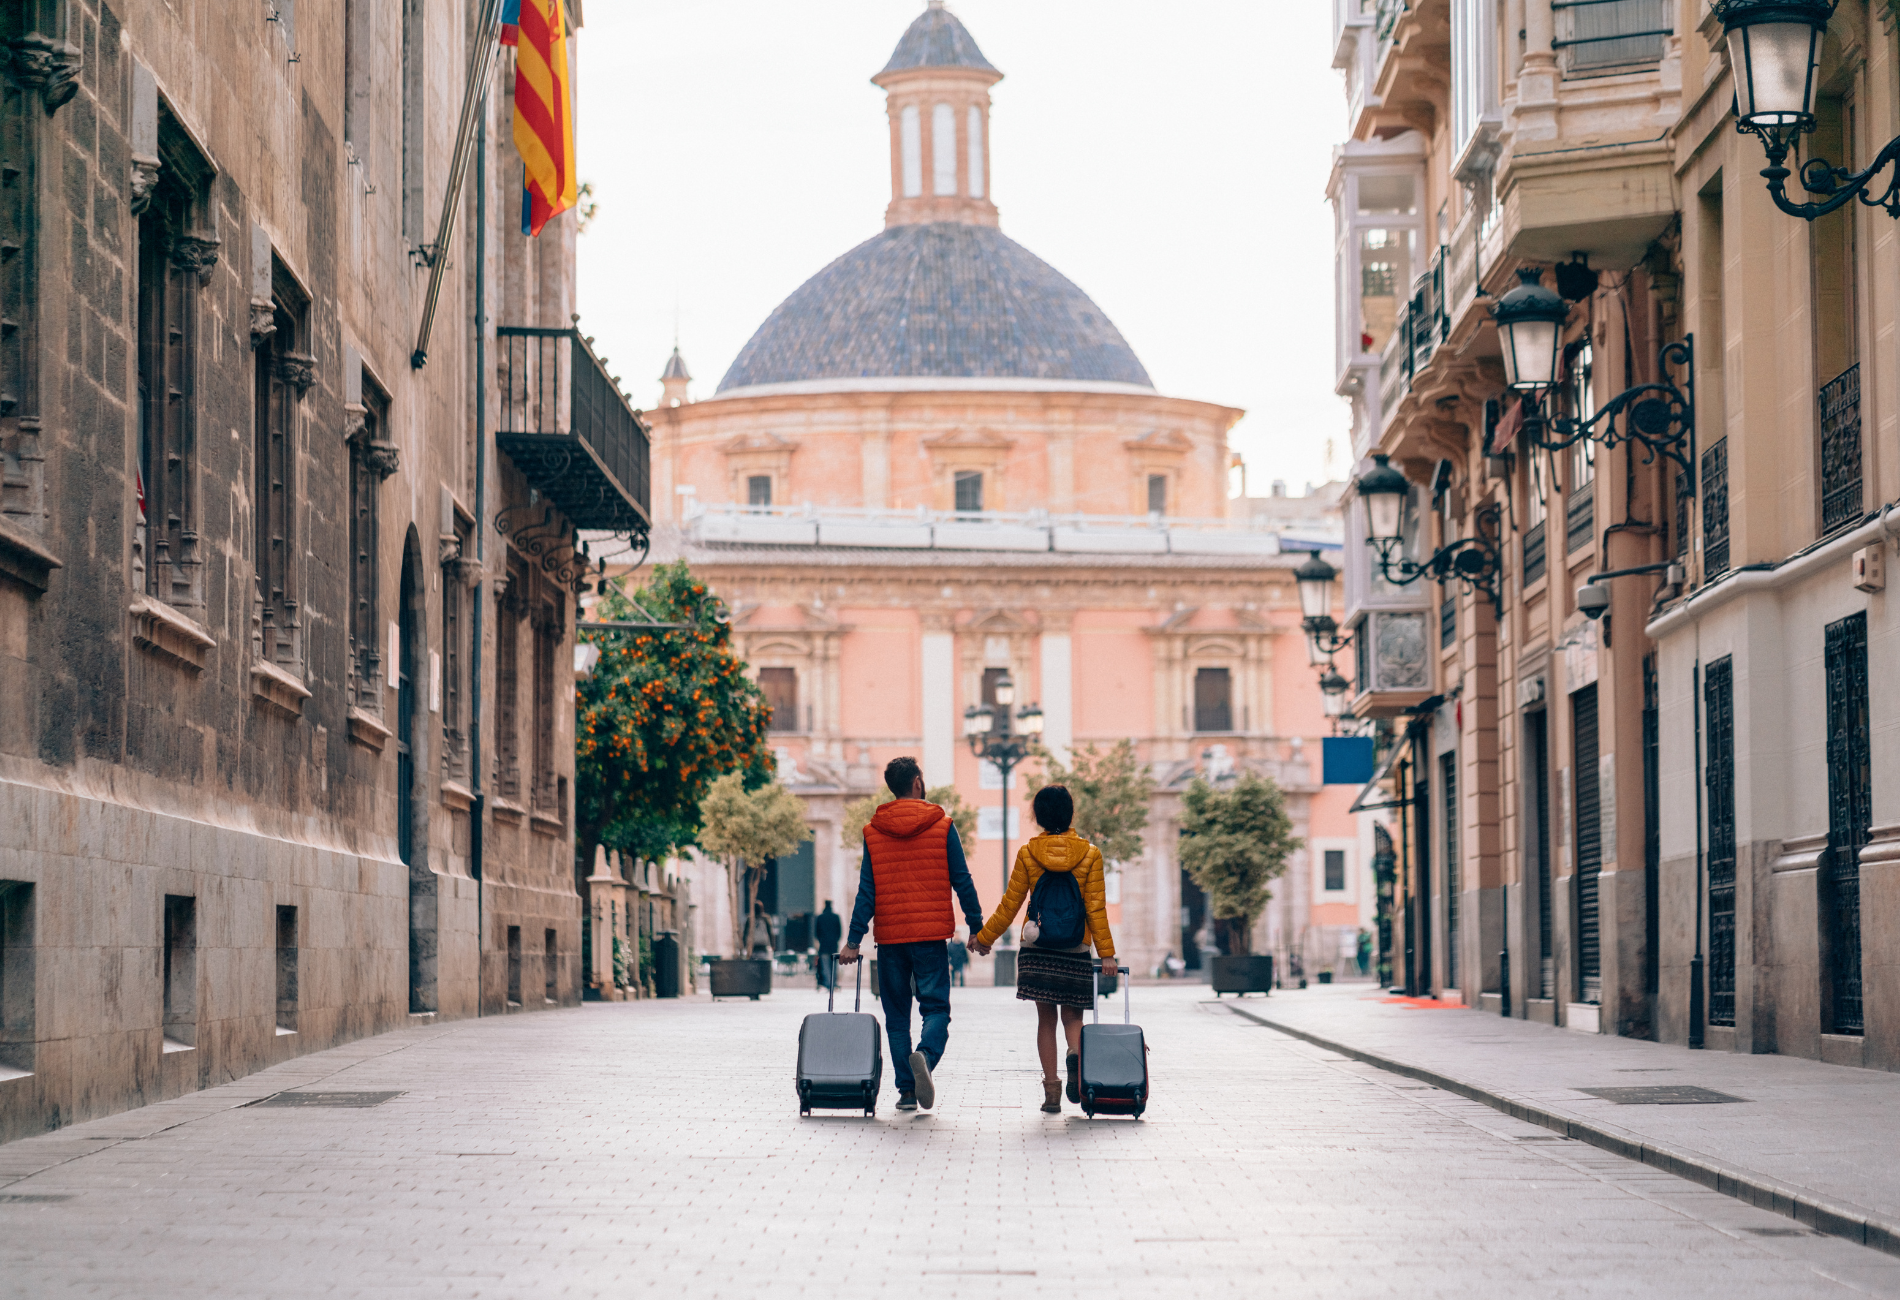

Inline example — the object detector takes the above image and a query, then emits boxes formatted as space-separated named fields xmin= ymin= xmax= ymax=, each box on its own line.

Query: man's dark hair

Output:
xmin=1032 ymin=784 xmax=1074 ymax=833
xmin=884 ymin=756 xmax=923 ymax=798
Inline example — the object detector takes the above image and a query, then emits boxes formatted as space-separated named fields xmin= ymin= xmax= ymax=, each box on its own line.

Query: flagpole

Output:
xmin=412 ymin=0 xmax=508 ymax=369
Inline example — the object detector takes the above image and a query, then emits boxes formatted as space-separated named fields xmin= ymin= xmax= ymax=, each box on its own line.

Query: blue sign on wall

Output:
xmin=1322 ymin=736 xmax=1376 ymax=785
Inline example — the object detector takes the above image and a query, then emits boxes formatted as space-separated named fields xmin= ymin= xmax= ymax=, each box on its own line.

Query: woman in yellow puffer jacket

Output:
xmin=969 ymin=784 xmax=1115 ymax=1114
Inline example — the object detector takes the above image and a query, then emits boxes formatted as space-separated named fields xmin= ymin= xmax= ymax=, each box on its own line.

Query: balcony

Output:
xmin=496 ymin=327 xmax=652 ymax=533
xmin=1377 ymin=246 xmax=1449 ymax=429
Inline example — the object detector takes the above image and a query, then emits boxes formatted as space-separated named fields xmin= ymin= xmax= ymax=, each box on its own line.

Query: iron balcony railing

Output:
xmin=495 ymin=326 xmax=652 ymax=533
xmin=1377 ymin=245 xmax=1451 ymax=430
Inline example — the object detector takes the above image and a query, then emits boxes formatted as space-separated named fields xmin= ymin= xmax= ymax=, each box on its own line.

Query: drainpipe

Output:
xmin=1690 ymin=654 xmax=1704 ymax=1049
xmin=469 ymin=80 xmax=490 ymax=1016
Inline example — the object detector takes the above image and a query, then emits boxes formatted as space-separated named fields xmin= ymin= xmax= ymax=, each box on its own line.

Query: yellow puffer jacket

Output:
xmin=975 ymin=831 xmax=1115 ymax=959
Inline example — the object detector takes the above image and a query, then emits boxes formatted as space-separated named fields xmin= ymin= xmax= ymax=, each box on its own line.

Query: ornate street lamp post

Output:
xmin=1295 ymin=550 xmax=1352 ymax=665
xmin=1356 ymin=454 xmax=1506 ymax=617
xmin=1490 ymin=269 xmax=1696 ymax=482
xmin=964 ymin=675 xmax=1043 ymax=889
xmin=1712 ymin=0 xmax=1900 ymax=219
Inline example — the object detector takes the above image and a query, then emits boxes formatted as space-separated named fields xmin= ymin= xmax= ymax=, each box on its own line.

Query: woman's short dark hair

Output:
xmin=884 ymin=756 xmax=923 ymax=798
xmin=1032 ymin=784 xmax=1074 ymax=833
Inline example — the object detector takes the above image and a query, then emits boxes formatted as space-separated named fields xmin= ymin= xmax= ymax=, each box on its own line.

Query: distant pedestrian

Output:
xmin=815 ymin=900 xmax=842 ymax=989
xmin=947 ymin=937 xmax=968 ymax=987
xmin=968 ymin=784 xmax=1116 ymax=1115
xmin=838 ymin=757 xmax=985 ymax=1112
xmin=1355 ymin=928 xmax=1372 ymax=978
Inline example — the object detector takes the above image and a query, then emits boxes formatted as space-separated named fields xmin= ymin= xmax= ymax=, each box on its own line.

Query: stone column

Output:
xmin=920 ymin=621 xmax=956 ymax=787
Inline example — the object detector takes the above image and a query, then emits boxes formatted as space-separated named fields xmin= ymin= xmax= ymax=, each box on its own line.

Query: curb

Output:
xmin=1222 ymin=1003 xmax=1900 ymax=1259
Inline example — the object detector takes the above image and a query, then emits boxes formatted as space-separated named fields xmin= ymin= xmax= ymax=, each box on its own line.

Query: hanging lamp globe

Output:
xmin=1356 ymin=455 xmax=1413 ymax=548
xmin=1490 ymin=267 xmax=1569 ymax=391
xmin=1294 ymin=550 xmax=1338 ymax=622
xmin=1713 ymin=0 xmax=1832 ymax=129
xmin=1319 ymin=668 xmax=1351 ymax=717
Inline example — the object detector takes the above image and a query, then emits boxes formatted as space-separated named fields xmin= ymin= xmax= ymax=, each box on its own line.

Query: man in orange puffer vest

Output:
xmin=838 ymin=756 xmax=984 ymax=1112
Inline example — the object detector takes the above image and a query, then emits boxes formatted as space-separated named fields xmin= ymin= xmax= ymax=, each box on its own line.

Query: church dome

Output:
xmin=716 ymin=223 xmax=1154 ymax=394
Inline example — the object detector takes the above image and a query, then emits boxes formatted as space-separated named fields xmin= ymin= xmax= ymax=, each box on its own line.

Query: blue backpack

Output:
xmin=1026 ymin=869 xmax=1087 ymax=950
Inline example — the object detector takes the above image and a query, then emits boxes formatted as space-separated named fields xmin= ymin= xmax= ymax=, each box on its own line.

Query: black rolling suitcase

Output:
xmin=1079 ymin=962 xmax=1148 ymax=1118
xmin=796 ymin=957 xmax=882 ymax=1116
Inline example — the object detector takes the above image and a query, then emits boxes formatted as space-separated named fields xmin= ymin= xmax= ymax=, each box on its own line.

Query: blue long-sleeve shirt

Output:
xmin=847 ymin=823 xmax=984 ymax=947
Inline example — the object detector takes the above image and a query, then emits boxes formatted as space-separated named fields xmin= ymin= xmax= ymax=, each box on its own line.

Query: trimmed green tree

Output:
xmin=1028 ymin=739 xmax=1154 ymax=864
xmin=699 ymin=773 xmax=814 ymax=954
xmin=574 ymin=563 xmax=774 ymax=877
xmin=1178 ymin=772 xmax=1301 ymax=956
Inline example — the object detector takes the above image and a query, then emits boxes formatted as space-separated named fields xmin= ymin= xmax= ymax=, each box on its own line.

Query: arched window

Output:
xmin=932 ymin=102 xmax=957 ymax=196
xmin=967 ymin=105 xmax=985 ymax=198
xmin=900 ymin=104 xmax=923 ymax=198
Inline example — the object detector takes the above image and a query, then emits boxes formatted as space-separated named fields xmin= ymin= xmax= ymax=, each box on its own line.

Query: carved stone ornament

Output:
xmin=438 ymin=533 xmax=462 ymax=567
xmin=363 ymin=440 xmax=400 ymax=480
xmin=167 ymin=232 xmax=221 ymax=282
xmin=275 ymin=351 xmax=317 ymax=395
xmin=342 ymin=402 xmax=368 ymax=444
xmin=449 ymin=555 xmax=484 ymax=588
xmin=489 ymin=570 xmax=512 ymax=602
xmin=6 ymin=35 xmax=82 ymax=114
xmin=129 ymin=156 xmax=161 ymax=216
xmin=249 ymin=299 xmax=277 ymax=350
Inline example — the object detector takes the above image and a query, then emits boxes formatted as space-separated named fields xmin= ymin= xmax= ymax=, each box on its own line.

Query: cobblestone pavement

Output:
xmin=5 ymin=983 xmax=1900 ymax=1299
xmin=1246 ymin=983 xmax=1900 ymax=1246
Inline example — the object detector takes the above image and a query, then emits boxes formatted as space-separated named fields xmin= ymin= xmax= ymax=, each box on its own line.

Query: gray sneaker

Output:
xmin=909 ymin=1052 xmax=935 ymax=1110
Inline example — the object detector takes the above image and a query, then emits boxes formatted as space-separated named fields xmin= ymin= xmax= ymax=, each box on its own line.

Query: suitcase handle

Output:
xmin=1090 ymin=961 xmax=1132 ymax=1024
xmin=823 ymin=955 xmax=863 ymax=1014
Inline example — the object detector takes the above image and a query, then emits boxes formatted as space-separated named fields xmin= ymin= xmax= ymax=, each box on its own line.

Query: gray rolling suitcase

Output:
xmin=796 ymin=958 xmax=882 ymax=1116
xmin=1079 ymin=962 xmax=1148 ymax=1118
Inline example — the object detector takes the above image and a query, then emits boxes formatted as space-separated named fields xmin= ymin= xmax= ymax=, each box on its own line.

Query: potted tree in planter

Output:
xmin=700 ymin=772 xmax=812 ymax=999
xmin=1180 ymin=772 xmax=1300 ymax=997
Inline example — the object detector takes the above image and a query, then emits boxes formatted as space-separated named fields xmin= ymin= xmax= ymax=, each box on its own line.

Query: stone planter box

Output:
xmin=709 ymin=957 xmax=772 ymax=1000
xmin=1210 ymin=954 xmax=1274 ymax=997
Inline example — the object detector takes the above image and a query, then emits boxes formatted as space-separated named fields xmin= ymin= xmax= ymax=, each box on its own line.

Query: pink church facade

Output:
xmin=628 ymin=4 xmax=1367 ymax=981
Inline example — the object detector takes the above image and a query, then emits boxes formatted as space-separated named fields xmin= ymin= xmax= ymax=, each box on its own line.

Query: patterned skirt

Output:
xmin=1016 ymin=947 xmax=1095 ymax=1010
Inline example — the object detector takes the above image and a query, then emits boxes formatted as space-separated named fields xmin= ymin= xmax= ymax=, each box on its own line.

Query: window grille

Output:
xmin=1824 ymin=613 xmax=1869 ymax=1034
xmin=1554 ymin=0 xmax=1668 ymax=75
xmin=1704 ymin=657 xmax=1736 ymax=1027
xmin=1523 ymin=521 xmax=1547 ymax=586
xmin=1818 ymin=362 xmax=1863 ymax=536
xmin=747 ymin=475 xmax=772 ymax=508
xmin=1324 ymin=850 xmax=1346 ymax=892
xmin=1440 ymin=595 xmax=1456 ymax=649
xmin=1701 ymin=439 xmax=1729 ymax=578
xmin=1566 ymin=486 xmax=1595 ymax=555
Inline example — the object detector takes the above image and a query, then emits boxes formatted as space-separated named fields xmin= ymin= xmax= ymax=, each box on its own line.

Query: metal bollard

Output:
xmin=1499 ymin=948 xmax=1511 ymax=1018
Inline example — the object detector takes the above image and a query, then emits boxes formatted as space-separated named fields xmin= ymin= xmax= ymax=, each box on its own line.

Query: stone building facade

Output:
xmin=1331 ymin=0 xmax=1900 ymax=1068
xmin=0 ymin=0 xmax=639 ymax=1142
xmin=633 ymin=4 xmax=1370 ymax=984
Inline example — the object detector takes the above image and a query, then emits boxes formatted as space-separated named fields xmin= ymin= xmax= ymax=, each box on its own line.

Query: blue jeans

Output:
xmin=877 ymin=940 xmax=951 ymax=1094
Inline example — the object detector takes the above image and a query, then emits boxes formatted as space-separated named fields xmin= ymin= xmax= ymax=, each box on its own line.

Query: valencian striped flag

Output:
xmin=510 ymin=0 xmax=576 ymax=237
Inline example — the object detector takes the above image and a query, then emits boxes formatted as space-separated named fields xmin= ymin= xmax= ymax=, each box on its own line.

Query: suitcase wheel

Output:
xmin=750 ymin=995 xmax=760 ymax=1001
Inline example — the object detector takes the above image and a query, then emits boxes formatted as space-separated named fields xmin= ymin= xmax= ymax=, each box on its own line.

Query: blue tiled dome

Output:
xmin=878 ymin=5 xmax=998 ymax=76
xmin=716 ymin=224 xmax=1153 ymax=393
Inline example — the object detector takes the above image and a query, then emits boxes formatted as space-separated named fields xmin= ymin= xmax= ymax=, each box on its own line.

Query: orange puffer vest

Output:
xmin=863 ymin=800 xmax=955 ymax=944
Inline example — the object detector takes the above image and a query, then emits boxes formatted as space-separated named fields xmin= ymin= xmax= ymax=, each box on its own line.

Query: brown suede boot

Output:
xmin=1041 ymin=1079 xmax=1062 ymax=1113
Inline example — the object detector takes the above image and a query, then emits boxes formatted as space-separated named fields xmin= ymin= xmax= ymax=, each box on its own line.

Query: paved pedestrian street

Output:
xmin=4 ymin=984 xmax=1900 ymax=1300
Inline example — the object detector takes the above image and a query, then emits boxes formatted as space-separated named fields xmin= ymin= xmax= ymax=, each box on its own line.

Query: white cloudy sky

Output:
xmin=573 ymin=1 xmax=1347 ymax=497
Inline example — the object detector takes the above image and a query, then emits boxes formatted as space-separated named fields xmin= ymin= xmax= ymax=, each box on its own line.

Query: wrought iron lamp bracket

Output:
xmin=1521 ymin=336 xmax=1697 ymax=483
xmin=1742 ymin=119 xmax=1900 ymax=220
xmin=1372 ymin=501 xmax=1506 ymax=619
xmin=1302 ymin=615 xmax=1354 ymax=657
